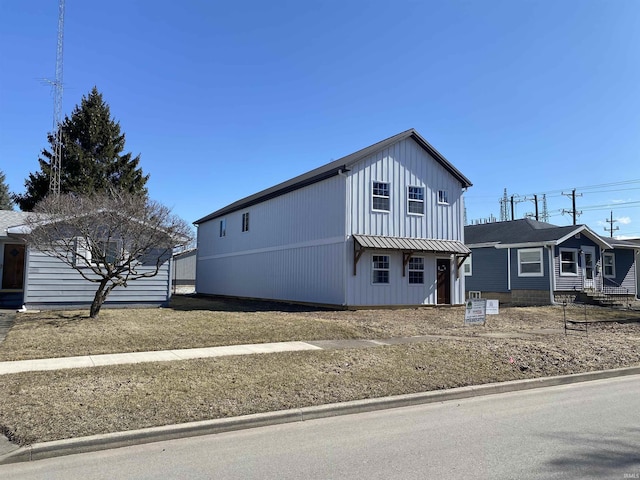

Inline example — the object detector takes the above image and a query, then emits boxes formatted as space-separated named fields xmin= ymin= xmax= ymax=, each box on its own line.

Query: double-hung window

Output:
xmin=603 ymin=252 xmax=616 ymax=278
xmin=372 ymin=182 xmax=390 ymax=211
xmin=559 ymin=248 xmax=578 ymax=275
xmin=438 ymin=190 xmax=449 ymax=205
xmin=518 ymin=248 xmax=543 ymax=276
xmin=408 ymin=186 xmax=424 ymax=215
xmin=372 ymin=255 xmax=390 ymax=284
xmin=408 ymin=257 xmax=424 ymax=284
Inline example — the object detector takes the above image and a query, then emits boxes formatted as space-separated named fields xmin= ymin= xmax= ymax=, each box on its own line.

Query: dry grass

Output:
xmin=0 ymin=296 xmax=639 ymax=445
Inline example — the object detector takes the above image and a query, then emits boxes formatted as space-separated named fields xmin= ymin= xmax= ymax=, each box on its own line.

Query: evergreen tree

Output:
xmin=0 ymin=170 xmax=14 ymax=210
xmin=14 ymin=87 xmax=149 ymax=211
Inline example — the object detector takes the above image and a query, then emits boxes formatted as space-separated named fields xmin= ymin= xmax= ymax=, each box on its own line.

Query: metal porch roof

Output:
xmin=353 ymin=234 xmax=470 ymax=255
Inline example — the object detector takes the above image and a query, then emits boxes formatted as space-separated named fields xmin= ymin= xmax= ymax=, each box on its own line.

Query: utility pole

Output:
xmin=604 ymin=211 xmax=619 ymax=238
xmin=561 ymin=189 xmax=582 ymax=225
xmin=48 ymin=0 xmax=65 ymax=197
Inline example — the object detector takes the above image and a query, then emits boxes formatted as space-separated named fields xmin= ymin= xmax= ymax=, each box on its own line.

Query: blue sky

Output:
xmin=1 ymin=0 xmax=639 ymax=237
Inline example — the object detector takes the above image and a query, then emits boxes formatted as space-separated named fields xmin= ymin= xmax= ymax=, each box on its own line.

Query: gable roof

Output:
xmin=0 ymin=210 xmax=31 ymax=239
xmin=194 ymin=129 xmax=472 ymax=225
xmin=465 ymin=218 xmax=612 ymax=249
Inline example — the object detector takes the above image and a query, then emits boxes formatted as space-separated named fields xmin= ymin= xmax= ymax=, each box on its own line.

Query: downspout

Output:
xmin=546 ymin=243 xmax=557 ymax=305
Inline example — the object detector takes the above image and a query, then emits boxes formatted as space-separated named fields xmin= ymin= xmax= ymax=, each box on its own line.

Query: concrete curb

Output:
xmin=2 ymin=365 xmax=639 ymax=465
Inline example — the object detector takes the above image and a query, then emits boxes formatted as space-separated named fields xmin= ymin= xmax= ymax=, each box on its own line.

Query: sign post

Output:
xmin=464 ymin=298 xmax=487 ymax=326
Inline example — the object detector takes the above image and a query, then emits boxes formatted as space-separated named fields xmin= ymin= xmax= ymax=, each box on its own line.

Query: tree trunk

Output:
xmin=89 ymin=279 xmax=114 ymax=318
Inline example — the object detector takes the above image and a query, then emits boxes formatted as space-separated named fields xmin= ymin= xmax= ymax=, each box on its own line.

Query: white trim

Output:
xmin=518 ymin=247 xmax=544 ymax=277
xmin=408 ymin=255 xmax=425 ymax=284
xmin=462 ymin=255 xmax=472 ymax=276
xmin=467 ymin=242 xmax=501 ymax=248
xmin=496 ymin=241 xmax=556 ymax=249
xmin=407 ymin=185 xmax=425 ymax=216
xmin=559 ymin=247 xmax=579 ymax=276
xmin=437 ymin=190 xmax=449 ymax=205
xmin=372 ymin=181 xmax=390 ymax=213
xmin=372 ymin=254 xmax=390 ymax=284
xmin=603 ymin=252 xmax=616 ymax=278
xmin=507 ymin=248 xmax=512 ymax=290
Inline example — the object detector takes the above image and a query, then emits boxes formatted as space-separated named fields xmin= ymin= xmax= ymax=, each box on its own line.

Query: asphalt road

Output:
xmin=2 ymin=375 xmax=640 ymax=479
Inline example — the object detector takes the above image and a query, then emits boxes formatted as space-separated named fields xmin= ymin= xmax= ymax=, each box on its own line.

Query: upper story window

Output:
xmin=408 ymin=257 xmax=424 ymax=284
xmin=559 ymin=248 xmax=578 ymax=276
xmin=603 ymin=252 xmax=616 ymax=278
xmin=407 ymin=186 xmax=424 ymax=215
xmin=518 ymin=247 xmax=543 ymax=277
xmin=242 ymin=212 xmax=249 ymax=232
xmin=372 ymin=182 xmax=390 ymax=212
xmin=438 ymin=190 xmax=449 ymax=205
xmin=372 ymin=255 xmax=390 ymax=284
xmin=219 ymin=219 xmax=226 ymax=237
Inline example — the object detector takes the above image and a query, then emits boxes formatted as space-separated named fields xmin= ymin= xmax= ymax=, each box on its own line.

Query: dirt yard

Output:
xmin=0 ymin=296 xmax=639 ymax=445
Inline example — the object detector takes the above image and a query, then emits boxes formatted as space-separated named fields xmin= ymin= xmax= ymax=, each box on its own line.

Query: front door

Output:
xmin=582 ymin=246 xmax=595 ymax=291
xmin=437 ymin=258 xmax=451 ymax=305
xmin=2 ymin=243 xmax=25 ymax=290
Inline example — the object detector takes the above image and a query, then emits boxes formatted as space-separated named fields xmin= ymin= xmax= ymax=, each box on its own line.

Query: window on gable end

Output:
xmin=408 ymin=186 xmax=424 ymax=215
xmin=559 ymin=248 xmax=578 ymax=276
xmin=438 ymin=190 xmax=449 ymax=205
xmin=372 ymin=182 xmax=390 ymax=212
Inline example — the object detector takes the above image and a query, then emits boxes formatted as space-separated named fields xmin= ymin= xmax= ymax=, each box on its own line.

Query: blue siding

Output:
xmin=465 ymin=247 xmax=509 ymax=292
xmin=553 ymin=236 xmax=602 ymax=291
xmin=604 ymin=248 xmax=636 ymax=294
xmin=510 ymin=247 xmax=550 ymax=291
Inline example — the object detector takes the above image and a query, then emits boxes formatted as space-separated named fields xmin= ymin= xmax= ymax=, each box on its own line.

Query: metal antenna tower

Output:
xmin=49 ymin=0 xmax=66 ymax=197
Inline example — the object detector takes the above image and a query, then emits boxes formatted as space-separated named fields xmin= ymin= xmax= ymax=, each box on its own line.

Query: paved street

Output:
xmin=1 ymin=375 xmax=639 ymax=479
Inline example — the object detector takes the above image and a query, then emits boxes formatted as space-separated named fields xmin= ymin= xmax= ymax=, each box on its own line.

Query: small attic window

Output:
xmin=574 ymin=233 xmax=581 ymax=239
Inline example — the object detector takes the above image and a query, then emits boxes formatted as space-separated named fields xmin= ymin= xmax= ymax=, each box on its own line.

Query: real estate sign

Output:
xmin=464 ymin=298 xmax=487 ymax=325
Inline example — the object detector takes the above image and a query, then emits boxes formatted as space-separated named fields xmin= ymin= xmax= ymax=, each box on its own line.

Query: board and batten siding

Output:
xmin=345 ymin=137 xmax=466 ymax=305
xmin=347 ymin=138 xmax=465 ymax=242
xmin=24 ymin=249 xmax=171 ymax=308
xmin=196 ymin=175 xmax=347 ymax=305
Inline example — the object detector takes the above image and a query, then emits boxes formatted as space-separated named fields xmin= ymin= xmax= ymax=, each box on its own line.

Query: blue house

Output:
xmin=464 ymin=219 xmax=638 ymax=305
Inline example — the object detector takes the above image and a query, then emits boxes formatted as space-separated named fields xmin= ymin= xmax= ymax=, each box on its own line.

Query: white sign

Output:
xmin=486 ymin=299 xmax=499 ymax=315
xmin=464 ymin=298 xmax=486 ymax=325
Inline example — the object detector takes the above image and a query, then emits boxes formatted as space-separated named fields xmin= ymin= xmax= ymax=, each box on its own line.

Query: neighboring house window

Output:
xmin=407 ymin=186 xmax=424 ymax=215
xmin=372 ymin=255 xmax=390 ymax=284
xmin=408 ymin=257 xmax=424 ymax=284
xmin=463 ymin=256 xmax=472 ymax=276
xmin=559 ymin=248 xmax=578 ymax=275
xmin=75 ymin=237 xmax=120 ymax=267
xmin=438 ymin=190 xmax=449 ymax=205
xmin=242 ymin=212 xmax=249 ymax=232
xmin=603 ymin=252 xmax=616 ymax=278
xmin=372 ymin=182 xmax=390 ymax=211
xmin=518 ymin=248 xmax=543 ymax=277
xmin=219 ymin=219 xmax=226 ymax=237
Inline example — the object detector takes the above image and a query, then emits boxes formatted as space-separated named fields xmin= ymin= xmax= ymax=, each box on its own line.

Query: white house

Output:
xmin=194 ymin=129 xmax=472 ymax=307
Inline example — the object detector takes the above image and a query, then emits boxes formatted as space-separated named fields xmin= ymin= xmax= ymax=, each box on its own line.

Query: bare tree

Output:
xmin=24 ymin=191 xmax=193 ymax=318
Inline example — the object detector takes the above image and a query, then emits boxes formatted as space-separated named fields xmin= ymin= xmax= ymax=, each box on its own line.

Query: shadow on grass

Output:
xmin=168 ymin=294 xmax=339 ymax=314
